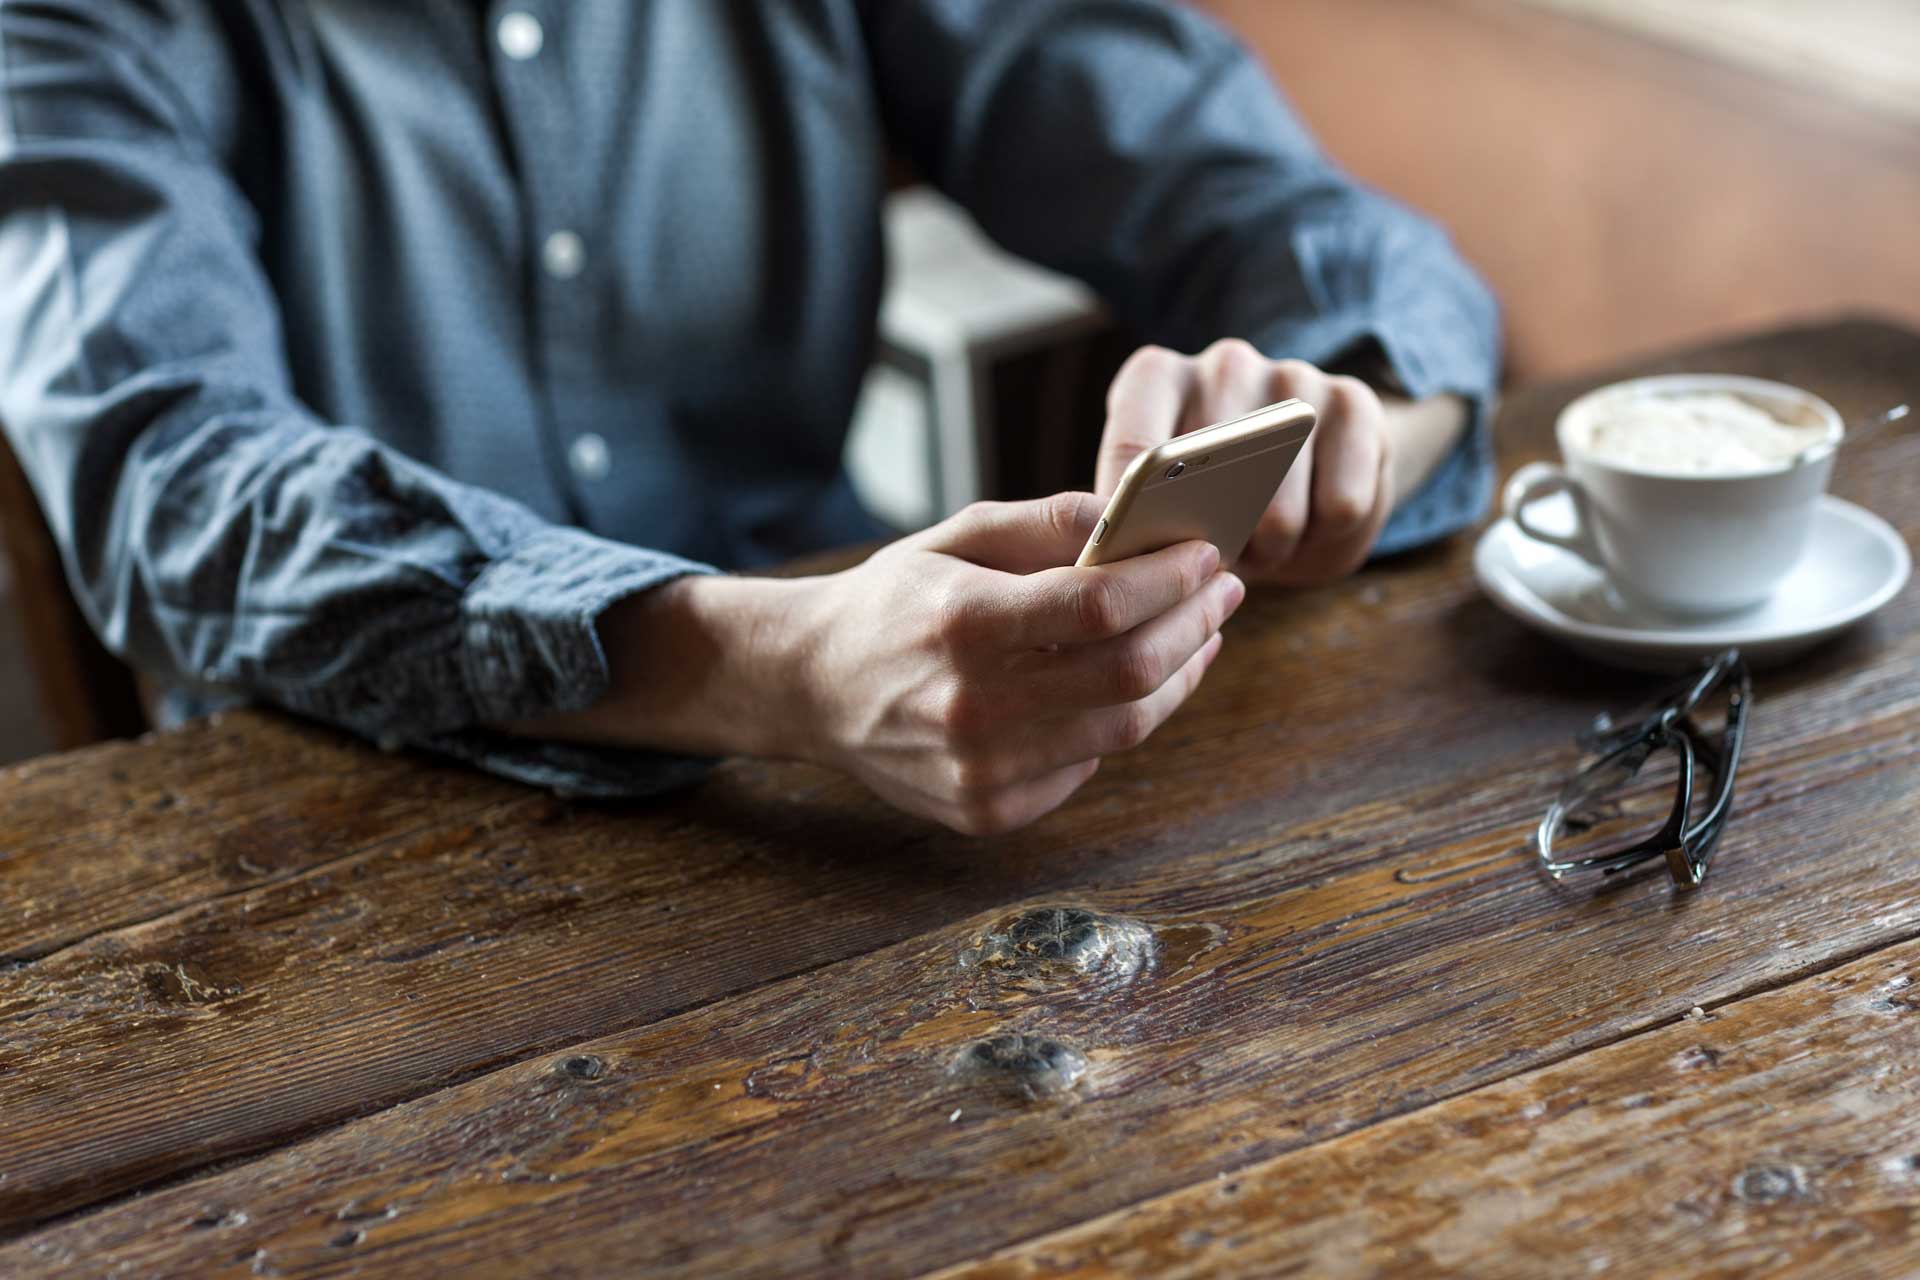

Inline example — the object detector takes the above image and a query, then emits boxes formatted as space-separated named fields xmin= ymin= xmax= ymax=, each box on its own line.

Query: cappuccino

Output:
xmin=1573 ymin=391 xmax=1831 ymax=477
xmin=1512 ymin=374 xmax=1844 ymax=615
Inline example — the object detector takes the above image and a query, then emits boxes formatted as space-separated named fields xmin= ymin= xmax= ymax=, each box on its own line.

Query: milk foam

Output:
xmin=1575 ymin=391 xmax=1830 ymax=476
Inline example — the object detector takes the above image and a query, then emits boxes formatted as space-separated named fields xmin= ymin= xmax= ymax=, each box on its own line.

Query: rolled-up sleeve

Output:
xmin=861 ymin=0 xmax=1503 ymax=551
xmin=0 ymin=2 xmax=709 ymax=795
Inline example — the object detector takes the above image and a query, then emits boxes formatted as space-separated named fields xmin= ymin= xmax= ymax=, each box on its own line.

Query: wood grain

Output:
xmin=939 ymin=937 xmax=1920 ymax=1280
xmin=0 ymin=715 xmax=515 ymax=961
xmin=5 ymin=617 xmax=1918 ymax=1275
xmin=2 ymin=320 xmax=1915 ymax=1270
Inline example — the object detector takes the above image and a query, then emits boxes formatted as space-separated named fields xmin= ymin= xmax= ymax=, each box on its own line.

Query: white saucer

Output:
xmin=1473 ymin=494 xmax=1911 ymax=671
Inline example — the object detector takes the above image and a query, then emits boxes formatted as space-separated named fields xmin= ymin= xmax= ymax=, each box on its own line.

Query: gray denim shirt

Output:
xmin=0 ymin=0 xmax=1500 ymax=795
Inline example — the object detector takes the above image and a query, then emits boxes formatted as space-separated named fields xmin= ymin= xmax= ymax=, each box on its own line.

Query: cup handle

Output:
xmin=1502 ymin=462 xmax=1604 ymax=569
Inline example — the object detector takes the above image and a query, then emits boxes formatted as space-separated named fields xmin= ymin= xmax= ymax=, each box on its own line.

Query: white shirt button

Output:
xmin=541 ymin=229 xmax=585 ymax=280
xmin=569 ymin=433 xmax=611 ymax=481
xmin=496 ymin=11 xmax=544 ymax=60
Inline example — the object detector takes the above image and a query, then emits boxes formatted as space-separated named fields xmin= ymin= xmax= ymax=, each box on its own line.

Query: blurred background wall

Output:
xmin=3 ymin=0 xmax=1916 ymax=765
xmin=1205 ymin=0 xmax=1920 ymax=380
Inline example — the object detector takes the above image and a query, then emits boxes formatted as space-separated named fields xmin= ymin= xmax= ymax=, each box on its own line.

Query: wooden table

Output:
xmin=3 ymin=318 xmax=1918 ymax=1278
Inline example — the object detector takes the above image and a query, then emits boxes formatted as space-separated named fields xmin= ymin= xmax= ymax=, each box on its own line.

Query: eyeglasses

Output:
xmin=1533 ymin=649 xmax=1752 ymax=890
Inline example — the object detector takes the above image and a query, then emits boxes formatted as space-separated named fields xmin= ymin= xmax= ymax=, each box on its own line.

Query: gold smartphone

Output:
xmin=1076 ymin=399 xmax=1316 ymax=568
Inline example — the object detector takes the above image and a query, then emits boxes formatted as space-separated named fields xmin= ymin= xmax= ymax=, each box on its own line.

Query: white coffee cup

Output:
xmin=1502 ymin=374 xmax=1842 ymax=617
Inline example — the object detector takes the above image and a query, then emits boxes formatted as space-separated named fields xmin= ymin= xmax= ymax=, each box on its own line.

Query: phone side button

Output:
xmin=1091 ymin=518 xmax=1107 ymax=545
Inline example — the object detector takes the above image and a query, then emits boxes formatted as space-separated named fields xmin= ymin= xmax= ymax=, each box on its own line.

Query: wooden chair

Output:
xmin=0 ymin=424 xmax=148 ymax=750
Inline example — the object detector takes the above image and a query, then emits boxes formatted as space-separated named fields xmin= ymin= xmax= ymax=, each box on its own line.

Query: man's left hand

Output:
xmin=1096 ymin=339 xmax=1400 ymax=587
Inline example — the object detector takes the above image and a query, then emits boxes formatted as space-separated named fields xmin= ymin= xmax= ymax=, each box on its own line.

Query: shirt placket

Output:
xmin=486 ymin=1 xmax=614 ymax=518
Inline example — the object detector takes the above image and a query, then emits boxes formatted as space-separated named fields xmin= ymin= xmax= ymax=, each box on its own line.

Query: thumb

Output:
xmin=924 ymin=492 xmax=1104 ymax=574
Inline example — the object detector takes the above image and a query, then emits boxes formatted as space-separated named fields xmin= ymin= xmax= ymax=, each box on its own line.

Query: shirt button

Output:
xmin=569 ymin=433 xmax=611 ymax=481
xmin=541 ymin=229 xmax=585 ymax=280
xmin=496 ymin=11 xmax=544 ymax=60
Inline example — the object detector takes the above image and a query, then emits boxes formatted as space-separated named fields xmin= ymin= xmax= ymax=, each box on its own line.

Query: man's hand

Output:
xmin=517 ymin=492 xmax=1242 ymax=836
xmin=1097 ymin=339 xmax=1466 ymax=586
xmin=790 ymin=493 xmax=1241 ymax=834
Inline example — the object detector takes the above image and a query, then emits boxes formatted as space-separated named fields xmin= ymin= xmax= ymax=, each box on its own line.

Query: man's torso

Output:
xmin=225 ymin=0 xmax=888 ymax=566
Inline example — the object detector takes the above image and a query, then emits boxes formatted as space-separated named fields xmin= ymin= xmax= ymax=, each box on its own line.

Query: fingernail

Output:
xmin=1220 ymin=572 xmax=1246 ymax=611
xmin=1198 ymin=541 xmax=1222 ymax=574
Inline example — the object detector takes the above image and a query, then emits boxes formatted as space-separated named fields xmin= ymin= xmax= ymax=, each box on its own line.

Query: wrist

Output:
xmin=1380 ymin=392 xmax=1469 ymax=508
xmin=506 ymin=572 xmax=821 ymax=761
xmin=604 ymin=573 xmax=823 ymax=760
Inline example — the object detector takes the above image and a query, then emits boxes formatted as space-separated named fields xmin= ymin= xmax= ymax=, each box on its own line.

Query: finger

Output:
xmin=1280 ymin=378 xmax=1392 ymax=583
xmin=1096 ymin=345 xmax=1195 ymax=495
xmin=1010 ymin=538 xmax=1221 ymax=647
xmin=1237 ymin=360 xmax=1332 ymax=575
xmin=945 ymin=758 xmax=1102 ymax=837
xmin=1308 ymin=378 xmax=1386 ymax=533
xmin=926 ymin=492 xmax=1104 ymax=574
xmin=1275 ymin=444 xmax=1393 ymax=586
xmin=1241 ymin=432 xmax=1314 ymax=576
xmin=1267 ymin=358 xmax=1332 ymax=416
xmin=1194 ymin=338 xmax=1277 ymax=434
xmin=1026 ymin=569 xmax=1243 ymax=708
xmin=1018 ymin=630 xmax=1226 ymax=775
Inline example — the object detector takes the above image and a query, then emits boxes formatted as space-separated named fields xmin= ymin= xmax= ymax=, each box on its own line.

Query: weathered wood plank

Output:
xmin=939 ymin=940 xmax=1920 ymax=1280
xmin=0 ymin=574 xmax=1623 ymax=1236
xmin=5 ymin=656 xmax=1918 ymax=1277
xmin=0 ymin=715 xmax=515 ymax=960
xmin=2 ymin=317 xmax=1915 ymax=1260
xmin=0 ymin=495 xmax=1907 ymax=1236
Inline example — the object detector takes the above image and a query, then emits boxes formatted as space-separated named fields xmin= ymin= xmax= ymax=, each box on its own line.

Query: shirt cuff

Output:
xmin=154 ymin=524 xmax=724 ymax=798
xmin=448 ymin=525 xmax=720 ymax=796
xmin=1364 ymin=253 xmax=1502 ymax=556
xmin=1248 ymin=225 xmax=1503 ymax=556
xmin=459 ymin=525 xmax=712 ymax=725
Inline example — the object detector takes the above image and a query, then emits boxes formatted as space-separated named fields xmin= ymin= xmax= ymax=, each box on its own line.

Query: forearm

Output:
xmin=510 ymin=492 xmax=1239 ymax=835
xmin=503 ymin=574 xmax=819 ymax=761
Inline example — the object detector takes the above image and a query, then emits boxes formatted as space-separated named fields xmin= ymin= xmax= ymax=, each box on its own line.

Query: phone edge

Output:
xmin=1075 ymin=398 xmax=1316 ymax=568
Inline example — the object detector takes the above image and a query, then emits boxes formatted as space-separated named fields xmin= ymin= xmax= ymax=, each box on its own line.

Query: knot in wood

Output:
xmin=1871 ymin=975 xmax=1915 ymax=1013
xmin=558 ymin=1054 xmax=605 ymax=1081
xmin=1672 ymin=1044 xmax=1721 ymax=1071
xmin=948 ymin=1033 xmax=1087 ymax=1101
xmin=961 ymin=906 xmax=1156 ymax=985
xmin=1733 ymin=1163 xmax=1806 ymax=1204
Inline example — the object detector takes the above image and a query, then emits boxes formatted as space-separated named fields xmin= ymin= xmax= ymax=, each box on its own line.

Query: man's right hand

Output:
xmin=791 ymin=492 xmax=1243 ymax=834
xmin=524 ymin=492 xmax=1242 ymax=835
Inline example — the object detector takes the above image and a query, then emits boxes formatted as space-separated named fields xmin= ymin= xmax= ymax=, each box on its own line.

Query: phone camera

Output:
xmin=1165 ymin=462 xmax=1186 ymax=479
